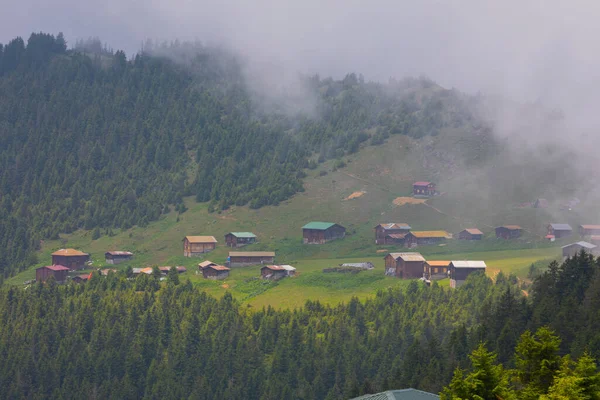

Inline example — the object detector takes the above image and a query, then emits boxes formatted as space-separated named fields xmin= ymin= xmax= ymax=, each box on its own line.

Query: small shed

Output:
xmin=261 ymin=265 xmax=288 ymax=280
xmin=404 ymin=231 xmax=450 ymax=247
xmin=533 ymin=198 xmax=549 ymax=208
xmin=302 ymin=222 xmax=346 ymax=244
xmin=198 ymin=260 xmax=218 ymax=271
xmin=374 ymin=223 xmax=411 ymax=245
xmin=224 ymin=232 xmax=257 ymax=247
xmin=413 ymin=181 xmax=436 ymax=196
xmin=36 ymin=265 xmax=69 ymax=283
xmin=105 ymin=251 xmax=133 ymax=264
xmin=51 ymin=249 xmax=90 ymax=270
xmin=384 ymin=252 xmax=426 ymax=279
xmin=424 ymin=261 xmax=451 ymax=281
xmin=72 ymin=274 xmax=90 ymax=283
xmin=458 ymin=229 xmax=483 ymax=240
xmin=495 ymin=225 xmax=522 ymax=239
xmin=183 ymin=236 xmax=217 ymax=257
xmin=202 ymin=265 xmax=230 ymax=280
xmin=579 ymin=225 xmax=600 ymax=237
xmin=562 ymin=241 xmax=598 ymax=259
xmin=280 ymin=265 xmax=297 ymax=276
xmin=449 ymin=261 xmax=487 ymax=288
xmin=228 ymin=251 xmax=275 ymax=267
xmin=547 ymin=224 xmax=573 ymax=239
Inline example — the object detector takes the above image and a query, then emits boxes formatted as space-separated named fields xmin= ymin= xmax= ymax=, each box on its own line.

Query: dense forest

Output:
xmin=0 ymin=252 xmax=599 ymax=398
xmin=0 ymin=32 xmax=477 ymax=278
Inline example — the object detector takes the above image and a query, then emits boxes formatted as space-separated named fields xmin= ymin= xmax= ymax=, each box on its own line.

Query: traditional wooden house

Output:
xmin=495 ymin=226 xmax=522 ymax=239
xmin=225 ymin=232 xmax=257 ymax=247
xmin=404 ymin=231 xmax=450 ymax=247
xmin=449 ymin=261 xmax=487 ymax=288
xmin=424 ymin=261 xmax=451 ymax=281
xmin=183 ymin=236 xmax=217 ymax=257
xmin=198 ymin=260 xmax=218 ymax=271
xmin=72 ymin=274 xmax=90 ymax=283
xmin=228 ymin=251 xmax=275 ymax=267
xmin=579 ymin=225 xmax=600 ymax=237
xmin=413 ymin=181 xmax=436 ymax=196
xmin=374 ymin=223 xmax=411 ymax=245
xmin=547 ymin=224 xmax=573 ymax=239
xmin=36 ymin=265 xmax=69 ymax=283
xmin=458 ymin=229 xmax=483 ymax=240
xmin=51 ymin=249 xmax=90 ymax=270
xmin=261 ymin=265 xmax=288 ymax=280
xmin=302 ymin=222 xmax=346 ymax=244
xmin=202 ymin=265 xmax=230 ymax=280
xmin=384 ymin=252 xmax=426 ymax=279
xmin=562 ymin=241 xmax=598 ymax=258
xmin=279 ymin=265 xmax=297 ymax=276
xmin=104 ymin=251 xmax=133 ymax=264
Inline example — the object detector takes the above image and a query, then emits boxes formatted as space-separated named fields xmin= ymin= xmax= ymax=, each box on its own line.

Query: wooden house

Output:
xmin=280 ymin=265 xmax=297 ymax=276
xmin=261 ymin=265 xmax=288 ymax=280
xmin=104 ymin=251 xmax=133 ymax=265
xmin=547 ymin=224 xmax=573 ymax=239
xmin=228 ymin=251 xmax=275 ymax=267
xmin=384 ymin=252 xmax=426 ymax=279
xmin=36 ymin=265 xmax=69 ymax=283
xmin=51 ymin=249 xmax=90 ymax=270
xmin=201 ymin=265 xmax=230 ymax=280
xmin=562 ymin=241 xmax=598 ymax=259
xmin=413 ymin=181 xmax=436 ymax=196
xmin=302 ymin=222 xmax=346 ymax=244
xmin=579 ymin=225 xmax=600 ymax=237
xmin=72 ymin=274 xmax=90 ymax=283
xmin=183 ymin=236 xmax=217 ymax=257
xmin=458 ymin=229 xmax=483 ymax=240
xmin=225 ymin=232 xmax=257 ymax=247
xmin=449 ymin=261 xmax=487 ymax=288
xmin=198 ymin=260 xmax=218 ymax=272
xmin=374 ymin=223 xmax=411 ymax=245
xmin=424 ymin=261 xmax=451 ymax=281
xmin=404 ymin=231 xmax=451 ymax=247
xmin=495 ymin=226 xmax=522 ymax=239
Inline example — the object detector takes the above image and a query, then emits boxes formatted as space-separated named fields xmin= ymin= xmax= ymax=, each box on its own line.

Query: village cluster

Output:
xmin=33 ymin=182 xmax=600 ymax=287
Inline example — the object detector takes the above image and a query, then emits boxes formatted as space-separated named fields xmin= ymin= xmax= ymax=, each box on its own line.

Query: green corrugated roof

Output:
xmin=229 ymin=232 xmax=256 ymax=238
xmin=352 ymin=388 xmax=440 ymax=400
xmin=302 ymin=221 xmax=337 ymax=230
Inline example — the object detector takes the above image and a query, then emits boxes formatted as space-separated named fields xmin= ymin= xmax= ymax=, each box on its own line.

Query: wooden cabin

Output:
xmin=424 ymin=261 xmax=451 ymax=281
xmin=228 ymin=251 xmax=275 ymax=267
xmin=562 ymin=241 xmax=598 ymax=259
xmin=72 ymin=274 xmax=90 ymax=283
xmin=36 ymin=265 xmax=69 ymax=283
xmin=384 ymin=252 xmax=426 ymax=279
xmin=302 ymin=222 xmax=346 ymax=244
xmin=449 ymin=261 xmax=487 ymax=288
xmin=202 ymin=265 xmax=230 ymax=280
xmin=104 ymin=251 xmax=133 ymax=265
xmin=225 ymin=232 xmax=257 ymax=247
xmin=458 ymin=229 xmax=483 ymax=240
xmin=198 ymin=260 xmax=218 ymax=271
xmin=374 ymin=223 xmax=411 ymax=245
xmin=413 ymin=181 xmax=436 ymax=196
xmin=404 ymin=231 xmax=450 ymax=247
xmin=261 ymin=265 xmax=288 ymax=280
xmin=279 ymin=265 xmax=297 ymax=276
xmin=495 ymin=226 xmax=522 ymax=239
xmin=51 ymin=249 xmax=90 ymax=270
xmin=183 ymin=236 xmax=217 ymax=257
xmin=547 ymin=224 xmax=573 ymax=239
xmin=579 ymin=225 xmax=600 ymax=237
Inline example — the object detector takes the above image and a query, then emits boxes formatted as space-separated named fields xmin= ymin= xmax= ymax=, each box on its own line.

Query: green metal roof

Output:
xmin=302 ymin=221 xmax=337 ymax=230
xmin=352 ymin=388 xmax=440 ymax=400
xmin=228 ymin=232 xmax=256 ymax=238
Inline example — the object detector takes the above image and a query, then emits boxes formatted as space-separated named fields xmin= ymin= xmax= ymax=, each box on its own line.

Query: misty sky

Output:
xmin=3 ymin=0 xmax=600 ymax=115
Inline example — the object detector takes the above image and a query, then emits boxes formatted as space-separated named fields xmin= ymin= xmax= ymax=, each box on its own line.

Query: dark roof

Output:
xmin=352 ymin=388 xmax=440 ymax=400
xmin=549 ymin=224 xmax=572 ymax=231
xmin=302 ymin=222 xmax=341 ymax=230
xmin=497 ymin=225 xmax=522 ymax=230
